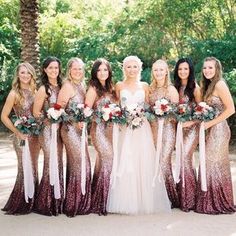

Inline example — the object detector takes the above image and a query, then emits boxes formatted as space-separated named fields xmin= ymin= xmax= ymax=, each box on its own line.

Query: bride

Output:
xmin=107 ymin=56 xmax=171 ymax=214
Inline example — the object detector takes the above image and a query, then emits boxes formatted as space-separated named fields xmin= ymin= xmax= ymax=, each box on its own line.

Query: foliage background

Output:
xmin=0 ymin=0 xmax=235 ymax=126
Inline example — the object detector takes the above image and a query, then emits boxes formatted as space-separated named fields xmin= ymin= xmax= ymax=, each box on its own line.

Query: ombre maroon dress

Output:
xmin=177 ymin=86 xmax=199 ymax=211
xmin=34 ymin=85 xmax=64 ymax=216
xmin=149 ymin=86 xmax=180 ymax=208
xmin=195 ymin=96 xmax=235 ymax=214
xmin=61 ymin=82 xmax=91 ymax=217
xmin=2 ymin=89 xmax=40 ymax=215
xmin=90 ymin=93 xmax=115 ymax=215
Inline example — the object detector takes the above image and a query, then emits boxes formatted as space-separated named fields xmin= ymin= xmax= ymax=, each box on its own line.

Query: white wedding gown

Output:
xmin=107 ymin=89 xmax=171 ymax=214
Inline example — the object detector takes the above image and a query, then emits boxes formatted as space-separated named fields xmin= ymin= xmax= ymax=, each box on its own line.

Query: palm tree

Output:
xmin=20 ymin=0 xmax=40 ymax=76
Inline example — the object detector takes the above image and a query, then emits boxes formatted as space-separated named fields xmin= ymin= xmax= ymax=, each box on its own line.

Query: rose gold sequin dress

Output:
xmin=61 ymin=83 xmax=91 ymax=217
xmin=2 ymin=89 xmax=40 ymax=215
xmin=34 ymin=85 xmax=64 ymax=216
xmin=177 ymin=86 xmax=199 ymax=211
xmin=90 ymin=93 xmax=115 ymax=215
xmin=195 ymin=96 xmax=235 ymax=214
xmin=149 ymin=87 xmax=180 ymax=208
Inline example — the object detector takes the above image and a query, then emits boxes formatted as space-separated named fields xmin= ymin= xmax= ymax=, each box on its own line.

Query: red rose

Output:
xmin=104 ymin=104 xmax=109 ymax=108
xmin=109 ymin=112 xmax=113 ymax=119
xmin=161 ymin=104 xmax=167 ymax=111
xmin=196 ymin=106 xmax=203 ymax=112
xmin=179 ymin=108 xmax=185 ymax=114
xmin=54 ymin=103 xmax=61 ymax=110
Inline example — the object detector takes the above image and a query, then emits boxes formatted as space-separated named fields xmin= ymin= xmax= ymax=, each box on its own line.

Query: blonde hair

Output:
xmin=12 ymin=62 xmax=37 ymax=106
xmin=122 ymin=55 xmax=143 ymax=81
xmin=66 ymin=57 xmax=85 ymax=84
xmin=201 ymin=57 xmax=223 ymax=100
xmin=150 ymin=59 xmax=171 ymax=93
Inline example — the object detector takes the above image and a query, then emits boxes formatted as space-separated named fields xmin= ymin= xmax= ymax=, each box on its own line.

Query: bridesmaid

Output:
xmin=85 ymin=58 xmax=116 ymax=215
xmin=149 ymin=59 xmax=180 ymax=208
xmin=33 ymin=56 xmax=64 ymax=216
xmin=1 ymin=62 xmax=40 ymax=214
xmin=57 ymin=58 xmax=91 ymax=217
xmin=195 ymin=57 xmax=235 ymax=214
xmin=173 ymin=58 xmax=201 ymax=212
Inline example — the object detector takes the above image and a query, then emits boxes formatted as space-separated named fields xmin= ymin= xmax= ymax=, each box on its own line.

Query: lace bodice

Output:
xmin=120 ymin=89 xmax=145 ymax=107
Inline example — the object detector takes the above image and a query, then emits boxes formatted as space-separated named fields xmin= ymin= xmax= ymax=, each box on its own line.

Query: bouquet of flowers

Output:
xmin=125 ymin=103 xmax=146 ymax=129
xmin=192 ymin=102 xmax=216 ymax=121
xmin=152 ymin=98 xmax=173 ymax=118
xmin=173 ymin=103 xmax=193 ymax=122
xmin=68 ymin=102 xmax=93 ymax=123
xmin=12 ymin=115 xmax=43 ymax=145
xmin=95 ymin=101 xmax=127 ymax=125
xmin=47 ymin=103 xmax=68 ymax=123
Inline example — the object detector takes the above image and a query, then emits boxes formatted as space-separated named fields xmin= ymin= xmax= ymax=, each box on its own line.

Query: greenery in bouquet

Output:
xmin=68 ymin=102 xmax=93 ymax=123
xmin=192 ymin=102 xmax=216 ymax=121
xmin=95 ymin=100 xmax=127 ymax=125
xmin=173 ymin=103 xmax=193 ymax=122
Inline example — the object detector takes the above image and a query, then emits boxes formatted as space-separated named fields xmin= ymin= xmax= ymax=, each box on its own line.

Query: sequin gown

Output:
xmin=61 ymin=83 xmax=91 ymax=217
xmin=195 ymin=96 xmax=235 ymax=214
xmin=177 ymin=86 xmax=199 ymax=211
xmin=90 ymin=93 xmax=115 ymax=215
xmin=149 ymin=87 xmax=180 ymax=208
xmin=2 ymin=89 xmax=40 ymax=215
xmin=34 ymin=85 xmax=64 ymax=216
xmin=107 ymin=89 xmax=171 ymax=214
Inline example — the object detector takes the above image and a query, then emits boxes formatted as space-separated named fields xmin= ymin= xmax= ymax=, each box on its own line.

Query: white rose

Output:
xmin=84 ymin=107 xmax=93 ymax=117
xmin=102 ymin=112 xmax=110 ymax=121
xmin=77 ymin=103 xmax=84 ymax=109
xmin=132 ymin=117 xmax=142 ymax=127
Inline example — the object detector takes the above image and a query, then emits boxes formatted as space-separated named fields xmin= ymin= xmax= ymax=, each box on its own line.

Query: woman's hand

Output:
xmin=15 ymin=130 xmax=28 ymax=140
xmin=182 ymin=120 xmax=195 ymax=128
xmin=75 ymin=122 xmax=84 ymax=130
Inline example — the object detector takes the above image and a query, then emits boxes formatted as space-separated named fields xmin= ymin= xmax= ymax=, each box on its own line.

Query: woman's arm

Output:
xmin=33 ymin=86 xmax=47 ymax=118
xmin=194 ymin=83 xmax=202 ymax=103
xmin=57 ymin=81 xmax=74 ymax=108
xmin=142 ymin=82 xmax=150 ymax=103
xmin=1 ymin=90 xmax=27 ymax=140
xmin=169 ymin=85 xmax=179 ymax=104
xmin=204 ymin=80 xmax=235 ymax=130
xmin=85 ymin=86 xmax=97 ymax=108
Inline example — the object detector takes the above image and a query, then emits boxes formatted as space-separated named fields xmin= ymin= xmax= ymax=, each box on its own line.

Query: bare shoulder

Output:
xmin=8 ymin=90 xmax=17 ymax=100
xmin=62 ymin=80 xmax=73 ymax=89
xmin=141 ymin=81 xmax=149 ymax=91
xmin=115 ymin=81 xmax=124 ymax=90
xmin=87 ymin=85 xmax=97 ymax=95
xmin=168 ymin=84 xmax=178 ymax=93
xmin=215 ymin=80 xmax=228 ymax=90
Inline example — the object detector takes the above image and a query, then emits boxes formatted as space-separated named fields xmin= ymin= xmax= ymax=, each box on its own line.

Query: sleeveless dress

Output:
xmin=2 ymin=89 xmax=40 ymax=214
xmin=149 ymin=87 xmax=180 ymax=208
xmin=177 ymin=86 xmax=199 ymax=211
xmin=61 ymin=83 xmax=91 ymax=217
xmin=107 ymin=89 xmax=171 ymax=214
xmin=34 ymin=85 xmax=64 ymax=216
xmin=90 ymin=93 xmax=115 ymax=215
xmin=195 ymin=96 xmax=235 ymax=214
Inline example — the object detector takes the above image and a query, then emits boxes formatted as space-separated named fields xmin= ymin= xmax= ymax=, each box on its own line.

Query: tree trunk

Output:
xmin=20 ymin=0 xmax=40 ymax=77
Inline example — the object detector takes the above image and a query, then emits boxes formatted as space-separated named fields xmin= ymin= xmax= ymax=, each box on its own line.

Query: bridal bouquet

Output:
xmin=95 ymin=102 xmax=126 ymax=125
xmin=192 ymin=102 xmax=216 ymax=121
xmin=47 ymin=103 xmax=68 ymax=123
xmin=125 ymin=103 xmax=146 ymax=129
xmin=12 ymin=115 xmax=43 ymax=145
xmin=68 ymin=102 xmax=93 ymax=123
xmin=152 ymin=98 xmax=173 ymax=118
xmin=173 ymin=103 xmax=193 ymax=122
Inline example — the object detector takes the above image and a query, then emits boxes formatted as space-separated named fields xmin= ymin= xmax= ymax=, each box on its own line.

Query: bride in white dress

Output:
xmin=107 ymin=56 xmax=171 ymax=214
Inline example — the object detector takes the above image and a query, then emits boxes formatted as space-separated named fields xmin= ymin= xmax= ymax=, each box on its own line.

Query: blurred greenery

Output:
xmin=0 ymin=0 xmax=235 ymax=106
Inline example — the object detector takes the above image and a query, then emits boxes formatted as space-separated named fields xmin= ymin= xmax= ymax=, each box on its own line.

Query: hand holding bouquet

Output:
xmin=174 ymin=103 xmax=193 ymax=122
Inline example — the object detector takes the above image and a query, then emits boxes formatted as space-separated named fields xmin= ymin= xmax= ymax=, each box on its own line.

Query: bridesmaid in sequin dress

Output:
xmin=33 ymin=57 xmax=64 ymax=216
xmin=1 ymin=63 xmax=40 ymax=214
xmin=57 ymin=58 xmax=91 ymax=217
xmin=149 ymin=59 xmax=180 ymax=208
xmin=195 ymin=57 xmax=235 ymax=214
xmin=174 ymin=58 xmax=201 ymax=211
xmin=85 ymin=58 xmax=116 ymax=215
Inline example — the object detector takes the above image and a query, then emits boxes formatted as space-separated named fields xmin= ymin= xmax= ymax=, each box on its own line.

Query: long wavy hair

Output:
xmin=174 ymin=58 xmax=196 ymax=102
xmin=201 ymin=57 xmax=223 ymax=100
xmin=149 ymin=59 xmax=171 ymax=93
xmin=88 ymin=58 xmax=114 ymax=97
xmin=12 ymin=62 xmax=37 ymax=106
xmin=122 ymin=55 xmax=143 ymax=81
xmin=66 ymin=57 xmax=85 ymax=84
xmin=40 ymin=56 xmax=62 ymax=96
